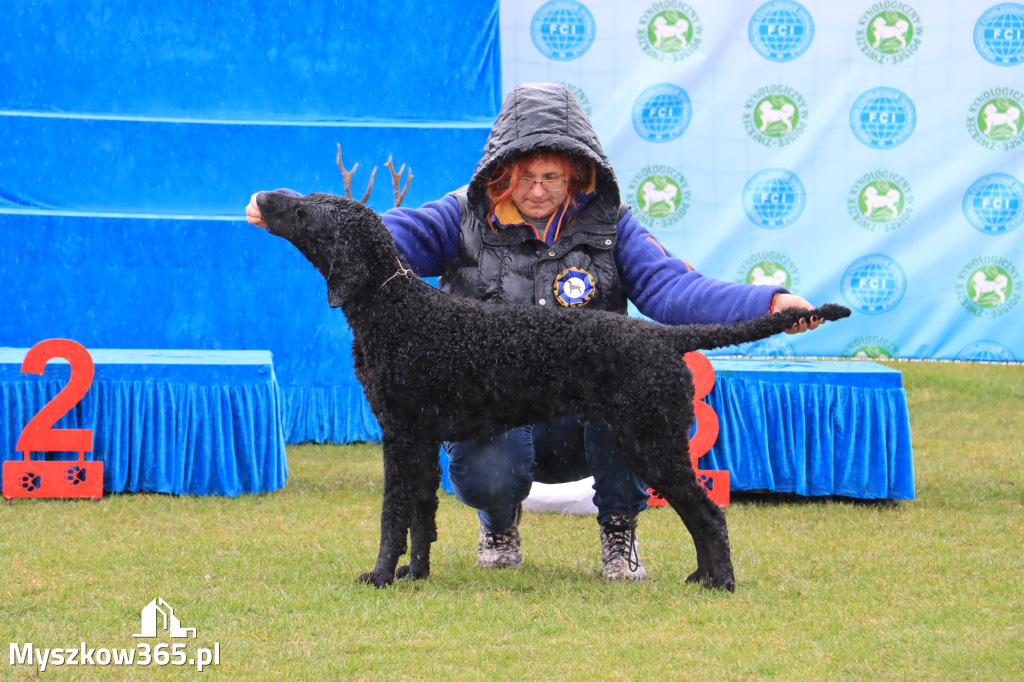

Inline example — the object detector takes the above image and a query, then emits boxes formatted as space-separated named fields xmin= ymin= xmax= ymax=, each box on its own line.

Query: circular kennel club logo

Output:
xmin=737 ymin=251 xmax=800 ymax=292
xmin=748 ymin=1 xmax=814 ymax=62
xmin=963 ymin=173 xmax=1024 ymax=235
xmin=554 ymin=267 xmax=596 ymax=307
xmin=637 ymin=2 xmax=702 ymax=62
xmin=974 ymin=3 xmax=1024 ymax=66
xmin=743 ymin=85 xmax=808 ymax=147
xmin=628 ymin=166 xmax=691 ymax=229
xmin=850 ymin=87 xmax=916 ymax=148
xmin=956 ymin=341 xmax=1016 ymax=362
xmin=841 ymin=254 xmax=907 ymax=315
xmin=967 ymin=89 xmax=1024 ymax=151
xmin=844 ymin=335 xmax=900 ymax=360
xmin=848 ymin=171 xmax=914 ymax=232
xmin=957 ymin=256 xmax=1020 ymax=318
xmin=743 ymin=337 xmax=795 ymax=357
xmin=742 ymin=169 xmax=806 ymax=229
xmin=531 ymin=0 xmax=596 ymax=61
xmin=857 ymin=4 xmax=922 ymax=64
xmin=632 ymin=84 xmax=692 ymax=142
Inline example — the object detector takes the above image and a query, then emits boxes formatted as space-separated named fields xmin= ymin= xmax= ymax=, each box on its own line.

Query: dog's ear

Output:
xmin=325 ymin=241 xmax=370 ymax=308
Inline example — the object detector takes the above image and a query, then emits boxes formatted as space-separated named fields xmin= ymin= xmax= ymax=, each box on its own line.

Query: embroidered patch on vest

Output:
xmin=554 ymin=268 xmax=596 ymax=307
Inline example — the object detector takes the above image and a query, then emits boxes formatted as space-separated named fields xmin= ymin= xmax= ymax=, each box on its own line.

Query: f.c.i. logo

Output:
xmin=974 ymin=3 xmax=1024 ymax=66
xmin=850 ymin=87 xmax=916 ymax=148
xmin=841 ymin=254 xmax=907 ymax=315
xmin=962 ymin=173 xmax=1024 ymax=234
xmin=748 ymin=0 xmax=814 ymax=62
xmin=632 ymin=83 xmax=692 ymax=142
xmin=741 ymin=169 xmax=806 ymax=229
xmin=530 ymin=0 xmax=596 ymax=61
xmin=956 ymin=341 xmax=1016 ymax=362
xmin=554 ymin=268 xmax=596 ymax=307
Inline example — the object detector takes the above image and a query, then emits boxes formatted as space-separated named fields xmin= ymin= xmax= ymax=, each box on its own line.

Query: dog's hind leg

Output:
xmin=395 ymin=441 xmax=442 ymax=581
xmin=607 ymin=372 xmax=736 ymax=592
xmin=359 ymin=430 xmax=423 ymax=587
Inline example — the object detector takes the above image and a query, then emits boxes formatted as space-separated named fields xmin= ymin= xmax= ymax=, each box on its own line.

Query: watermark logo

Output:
xmin=963 ymin=173 xmax=1024 ymax=235
xmin=857 ymin=4 xmax=922 ymax=64
xmin=628 ymin=166 xmax=691 ymax=229
xmin=844 ymin=335 xmax=900 ymax=359
xmin=632 ymin=83 xmax=692 ymax=142
xmin=637 ymin=1 xmax=702 ymax=62
xmin=531 ymin=0 xmax=596 ymax=61
xmin=743 ymin=85 xmax=807 ymax=147
xmin=848 ymin=171 xmax=914 ymax=232
xmin=850 ymin=87 xmax=916 ymax=148
xmin=737 ymin=251 xmax=800 ymax=292
xmin=967 ymin=89 xmax=1024 ymax=151
xmin=841 ymin=254 xmax=907 ymax=314
xmin=748 ymin=1 xmax=814 ymax=62
xmin=974 ymin=3 xmax=1024 ymax=66
xmin=742 ymin=169 xmax=806 ymax=229
xmin=562 ymin=82 xmax=593 ymax=117
xmin=9 ymin=597 xmax=220 ymax=673
xmin=134 ymin=597 xmax=196 ymax=639
xmin=956 ymin=341 xmax=1016 ymax=362
xmin=957 ymin=256 xmax=1020 ymax=317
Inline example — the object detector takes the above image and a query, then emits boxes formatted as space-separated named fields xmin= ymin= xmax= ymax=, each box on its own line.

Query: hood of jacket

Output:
xmin=466 ymin=82 xmax=621 ymax=224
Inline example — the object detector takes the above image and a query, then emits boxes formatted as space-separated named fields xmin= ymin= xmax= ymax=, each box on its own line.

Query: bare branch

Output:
xmin=384 ymin=155 xmax=413 ymax=207
xmin=336 ymin=144 xmax=376 ymax=203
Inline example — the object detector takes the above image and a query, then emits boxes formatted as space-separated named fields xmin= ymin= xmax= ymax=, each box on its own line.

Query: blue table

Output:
xmin=1 ymin=348 xmax=288 ymax=496
xmin=702 ymin=359 xmax=914 ymax=500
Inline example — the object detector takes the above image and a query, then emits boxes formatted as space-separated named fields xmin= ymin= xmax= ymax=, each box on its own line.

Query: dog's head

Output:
xmin=257 ymin=191 xmax=398 ymax=308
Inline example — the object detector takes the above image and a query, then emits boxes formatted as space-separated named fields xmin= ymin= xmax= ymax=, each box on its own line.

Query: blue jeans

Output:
xmin=445 ymin=415 xmax=649 ymax=531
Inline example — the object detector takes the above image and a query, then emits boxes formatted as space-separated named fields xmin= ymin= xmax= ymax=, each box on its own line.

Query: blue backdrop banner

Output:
xmin=1 ymin=1 xmax=501 ymax=444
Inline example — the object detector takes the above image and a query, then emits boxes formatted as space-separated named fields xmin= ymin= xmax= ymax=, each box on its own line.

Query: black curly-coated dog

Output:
xmin=256 ymin=191 xmax=851 ymax=591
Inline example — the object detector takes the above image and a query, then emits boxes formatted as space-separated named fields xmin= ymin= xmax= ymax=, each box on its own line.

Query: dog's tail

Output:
xmin=658 ymin=303 xmax=851 ymax=356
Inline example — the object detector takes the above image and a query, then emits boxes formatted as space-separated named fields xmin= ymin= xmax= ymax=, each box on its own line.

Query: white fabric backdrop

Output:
xmin=501 ymin=0 xmax=1024 ymax=361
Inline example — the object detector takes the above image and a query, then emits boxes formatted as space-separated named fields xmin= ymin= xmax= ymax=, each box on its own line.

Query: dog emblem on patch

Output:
xmin=554 ymin=268 xmax=596 ymax=307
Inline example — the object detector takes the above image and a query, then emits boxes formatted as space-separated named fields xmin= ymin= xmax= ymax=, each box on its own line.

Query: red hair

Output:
xmin=485 ymin=150 xmax=593 ymax=231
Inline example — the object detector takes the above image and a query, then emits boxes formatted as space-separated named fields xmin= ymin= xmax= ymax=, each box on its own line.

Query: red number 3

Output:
xmin=16 ymin=339 xmax=95 ymax=454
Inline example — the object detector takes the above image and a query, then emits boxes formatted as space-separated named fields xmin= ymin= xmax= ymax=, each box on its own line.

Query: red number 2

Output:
xmin=16 ymin=339 xmax=95 ymax=454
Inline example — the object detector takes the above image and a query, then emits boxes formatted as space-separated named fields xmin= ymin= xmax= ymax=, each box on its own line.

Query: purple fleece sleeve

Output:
xmin=380 ymin=195 xmax=462 ymax=277
xmin=615 ymin=209 xmax=785 ymax=325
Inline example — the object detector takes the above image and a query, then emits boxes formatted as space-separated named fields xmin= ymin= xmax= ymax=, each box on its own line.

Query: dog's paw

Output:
xmin=357 ymin=571 xmax=394 ymax=588
xmin=395 ymin=564 xmax=430 ymax=581
xmin=685 ymin=567 xmax=711 ymax=584
xmin=703 ymin=574 xmax=736 ymax=593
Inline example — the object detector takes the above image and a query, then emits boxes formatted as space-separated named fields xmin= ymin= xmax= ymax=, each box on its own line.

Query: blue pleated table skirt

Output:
xmin=1 ymin=349 xmax=288 ymax=496
xmin=436 ymin=359 xmax=915 ymax=501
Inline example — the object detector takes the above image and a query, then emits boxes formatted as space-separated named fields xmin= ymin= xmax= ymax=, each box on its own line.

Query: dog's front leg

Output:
xmin=359 ymin=432 xmax=416 ymax=587
xmin=395 ymin=440 xmax=442 ymax=581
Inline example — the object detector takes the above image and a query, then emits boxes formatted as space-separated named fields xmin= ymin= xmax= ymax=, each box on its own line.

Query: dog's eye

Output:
xmin=296 ymin=208 xmax=307 ymax=219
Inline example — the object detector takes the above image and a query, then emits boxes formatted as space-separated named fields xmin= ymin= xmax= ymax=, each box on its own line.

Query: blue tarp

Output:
xmin=1 ymin=1 xmax=501 ymax=443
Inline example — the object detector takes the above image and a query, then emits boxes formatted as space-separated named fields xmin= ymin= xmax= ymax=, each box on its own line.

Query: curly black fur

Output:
xmin=256 ymin=191 xmax=852 ymax=591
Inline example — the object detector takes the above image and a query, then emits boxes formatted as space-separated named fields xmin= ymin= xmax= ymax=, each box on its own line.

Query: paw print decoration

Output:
xmin=19 ymin=473 xmax=42 ymax=492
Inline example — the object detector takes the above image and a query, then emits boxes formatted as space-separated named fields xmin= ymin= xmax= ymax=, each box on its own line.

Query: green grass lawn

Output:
xmin=2 ymin=361 xmax=1022 ymax=680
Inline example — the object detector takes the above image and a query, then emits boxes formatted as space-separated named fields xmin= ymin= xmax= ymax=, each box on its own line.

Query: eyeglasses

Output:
xmin=517 ymin=175 xmax=566 ymax=192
